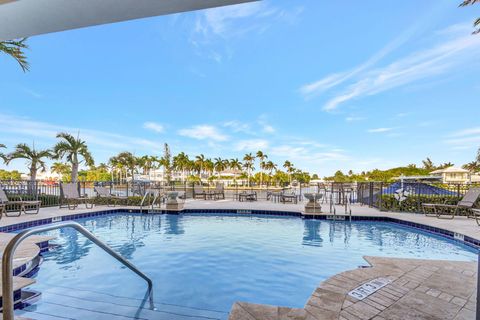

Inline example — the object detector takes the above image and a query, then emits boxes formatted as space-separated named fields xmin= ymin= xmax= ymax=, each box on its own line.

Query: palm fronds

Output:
xmin=460 ymin=0 xmax=480 ymax=34
xmin=0 ymin=38 xmax=29 ymax=72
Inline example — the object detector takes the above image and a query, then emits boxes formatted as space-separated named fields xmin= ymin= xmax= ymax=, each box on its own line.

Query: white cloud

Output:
xmin=299 ymin=22 xmax=480 ymax=111
xmin=367 ymin=127 xmax=393 ymax=133
xmin=444 ymin=127 xmax=480 ymax=149
xmin=223 ymin=120 xmax=252 ymax=134
xmin=345 ymin=116 xmax=366 ymax=122
xmin=143 ymin=121 xmax=164 ymax=133
xmin=178 ymin=125 xmax=228 ymax=141
xmin=234 ymin=139 xmax=269 ymax=151
xmin=0 ymin=114 xmax=160 ymax=152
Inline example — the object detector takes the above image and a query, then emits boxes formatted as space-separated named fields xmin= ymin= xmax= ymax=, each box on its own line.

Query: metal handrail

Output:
xmin=2 ymin=221 xmax=153 ymax=320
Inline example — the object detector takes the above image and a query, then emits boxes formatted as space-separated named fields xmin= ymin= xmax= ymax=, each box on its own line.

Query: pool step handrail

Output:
xmin=1 ymin=221 xmax=153 ymax=320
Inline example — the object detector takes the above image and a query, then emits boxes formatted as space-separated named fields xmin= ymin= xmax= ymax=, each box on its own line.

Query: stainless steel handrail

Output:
xmin=2 ymin=221 xmax=153 ymax=320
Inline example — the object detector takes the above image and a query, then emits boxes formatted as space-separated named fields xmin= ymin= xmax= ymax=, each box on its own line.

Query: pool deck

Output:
xmin=0 ymin=199 xmax=479 ymax=319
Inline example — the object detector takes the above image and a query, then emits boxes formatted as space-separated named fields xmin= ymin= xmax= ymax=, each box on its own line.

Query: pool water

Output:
xmin=18 ymin=213 xmax=477 ymax=320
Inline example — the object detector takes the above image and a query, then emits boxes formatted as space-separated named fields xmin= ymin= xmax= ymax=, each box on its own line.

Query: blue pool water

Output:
xmin=18 ymin=213 xmax=477 ymax=320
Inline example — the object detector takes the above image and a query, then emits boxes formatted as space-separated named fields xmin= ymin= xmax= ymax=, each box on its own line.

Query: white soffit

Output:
xmin=0 ymin=0 xmax=257 ymax=41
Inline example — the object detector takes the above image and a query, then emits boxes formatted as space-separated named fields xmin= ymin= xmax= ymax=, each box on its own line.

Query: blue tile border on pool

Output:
xmin=1 ymin=208 xmax=478 ymax=249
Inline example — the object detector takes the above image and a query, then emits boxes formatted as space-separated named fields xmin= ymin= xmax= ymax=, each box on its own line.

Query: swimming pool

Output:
xmin=17 ymin=213 xmax=477 ymax=320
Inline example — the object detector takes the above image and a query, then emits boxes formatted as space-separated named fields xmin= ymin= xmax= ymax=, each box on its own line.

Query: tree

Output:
xmin=53 ymin=133 xmax=94 ymax=183
xmin=229 ymin=158 xmax=242 ymax=182
xmin=283 ymin=160 xmax=294 ymax=184
xmin=195 ymin=154 xmax=206 ymax=179
xmin=6 ymin=143 xmax=52 ymax=183
xmin=111 ymin=152 xmax=137 ymax=182
xmin=0 ymin=38 xmax=29 ymax=72
xmin=51 ymin=162 xmax=72 ymax=181
xmin=463 ymin=161 xmax=480 ymax=172
xmin=173 ymin=152 xmax=190 ymax=182
xmin=256 ymin=150 xmax=268 ymax=187
xmin=476 ymin=147 xmax=480 ymax=164
xmin=243 ymin=153 xmax=255 ymax=186
xmin=422 ymin=157 xmax=435 ymax=170
xmin=0 ymin=143 xmax=6 ymax=163
xmin=460 ymin=0 xmax=480 ymax=34
xmin=214 ymin=157 xmax=227 ymax=179
xmin=161 ymin=143 xmax=172 ymax=183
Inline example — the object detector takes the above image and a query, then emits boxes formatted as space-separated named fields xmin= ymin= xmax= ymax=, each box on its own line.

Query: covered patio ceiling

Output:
xmin=0 ymin=0 xmax=257 ymax=41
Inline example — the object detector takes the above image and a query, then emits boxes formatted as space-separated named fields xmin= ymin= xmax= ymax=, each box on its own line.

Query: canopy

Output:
xmin=0 ymin=0 xmax=256 ymax=41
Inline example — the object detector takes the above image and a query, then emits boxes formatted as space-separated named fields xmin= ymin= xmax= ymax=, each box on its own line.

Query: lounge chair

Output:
xmin=238 ymin=191 xmax=257 ymax=202
xmin=422 ymin=187 xmax=480 ymax=219
xmin=471 ymin=208 xmax=480 ymax=226
xmin=194 ymin=185 xmax=207 ymax=200
xmin=95 ymin=186 xmax=128 ymax=207
xmin=0 ymin=188 xmax=41 ymax=216
xmin=60 ymin=183 xmax=94 ymax=210
xmin=281 ymin=190 xmax=299 ymax=204
xmin=213 ymin=183 xmax=225 ymax=200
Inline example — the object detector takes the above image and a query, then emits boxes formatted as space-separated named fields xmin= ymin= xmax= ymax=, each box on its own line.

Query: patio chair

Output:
xmin=0 ymin=188 xmax=41 ymax=216
xmin=213 ymin=183 xmax=225 ymax=200
xmin=193 ymin=185 xmax=207 ymax=200
xmin=471 ymin=209 xmax=480 ymax=226
xmin=60 ymin=183 xmax=94 ymax=210
xmin=94 ymin=186 xmax=128 ymax=207
xmin=422 ymin=187 xmax=480 ymax=219
xmin=238 ymin=191 xmax=257 ymax=202
xmin=281 ymin=190 xmax=299 ymax=204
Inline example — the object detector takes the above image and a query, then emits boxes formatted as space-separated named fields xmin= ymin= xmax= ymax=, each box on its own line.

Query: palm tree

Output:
xmin=173 ymin=152 xmax=190 ymax=182
xmin=283 ymin=160 xmax=294 ymax=184
xmin=0 ymin=143 xmax=6 ymax=163
xmin=53 ymin=133 xmax=94 ymax=183
xmin=111 ymin=152 xmax=137 ymax=182
xmin=0 ymin=38 xmax=29 ymax=72
xmin=463 ymin=161 xmax=480 ymax=172
xmin=229 ymin=158 xmax=242 ymax=182
xmin=460 ymin=0 xmax=480 ymax=34
xmin=256 ymin=150 xmax=268 ymax=188
xmin=204 ymin=159 xmax=214 ymax=180
xmin=195 ymin=154 xmax=206 ymax=179
xmin=214 ymin=157 xmax=227 ymax=179
xmin=6 ymin=143 xmax=52 ymax=183
xmin=264 ymin=160 xmax=277 ymax=182
xmin=243 ymin=153 xmax=255 ymax=186
xmin=51 ymin=162 xmax=72 ymax=181
xmin=422 ymin=157 xmax=435 ymax=170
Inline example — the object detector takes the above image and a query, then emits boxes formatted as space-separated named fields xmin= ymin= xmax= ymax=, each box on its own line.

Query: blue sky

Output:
xmin=1 ymin=0 xmax=480 ymax=176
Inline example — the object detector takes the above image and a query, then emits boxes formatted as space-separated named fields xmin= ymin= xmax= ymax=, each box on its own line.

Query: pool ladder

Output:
xmin=329 ymin=193 xmax=352 ymax=221
xmin=1 ymin=221 xmax=153 ymax=320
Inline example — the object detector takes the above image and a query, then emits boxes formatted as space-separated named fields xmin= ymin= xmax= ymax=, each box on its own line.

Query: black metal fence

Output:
xmin=357 ymin=181 xmax=478 ymax=213
xmin=1 ymin=180 xmax=476 ymax=213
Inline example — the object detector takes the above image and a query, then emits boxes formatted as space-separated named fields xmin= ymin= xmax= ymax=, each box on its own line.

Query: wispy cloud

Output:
xmin=143 ymin=121 xmax=164 ymax=133
xmin=300 ymin=22 xmax=480 ymax=111
xmin=234 ymin=139 xmax=269 ymax=151
xmin=223 ymin=120 xmax=252 ymax=134
xmin=191 ymin=1 xmax=303 ymax=62
xmin=345 ymin=116 xmax=366 ymax=122
xmin=0 ymin=114 xmax=160 ymax=153
xmin=367 ymin=127 xmax=393 ymax=133
xmin=178 ymin=125 xmax=228 ymax=141
xmin=445 ymin=127 xmax=480 ymax=149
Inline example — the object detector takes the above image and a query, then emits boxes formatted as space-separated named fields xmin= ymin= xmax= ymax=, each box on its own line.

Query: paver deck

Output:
xmin=229 ymin=257 xmax=477 ymax=320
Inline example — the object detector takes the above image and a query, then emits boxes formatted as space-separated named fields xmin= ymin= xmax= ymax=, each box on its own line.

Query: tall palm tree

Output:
xmin=256 ymin=150 xmax=268 ymax=187
xmin=463 ymin=161 xmax=480 ymax=172
xmin=195 ymin=154 xmax=206 ymax=179
xmin=53 ymin=133 xmax=94 ymax=183
xmin=264 ymin=160 xmax=277 ymax=182
xmin=204 ymin=159 xmax=214 ymax=180
xmin=214 ymin=157 xmax=226 ymax=179
xmin=283 ymin=160 xmax=294 ymax=184
xmin=460 ymin=0 xmax=480 ymax=34
xmin=173 ymin=152 xmax=190 ymax=182
xmin=6 ymin=143 xmax=52 ymax=183
xmin=0 ymin=38 xmax=29 ymax=72
xmin=229 ymin=158 xmax=242 ymax=182
xmin=243 ymin=153 xmax=255 ymax=186
xmin=0 ymin=143 xmax=6 ymax=163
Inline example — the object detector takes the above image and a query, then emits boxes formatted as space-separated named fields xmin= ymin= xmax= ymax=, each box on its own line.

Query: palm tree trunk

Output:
xmin=71 ymin=155 xmax=79 ymax=183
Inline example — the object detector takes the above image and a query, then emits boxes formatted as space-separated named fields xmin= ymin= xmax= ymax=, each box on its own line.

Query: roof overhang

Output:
xmin=0 ymin=0 xmax=257 ymax=41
